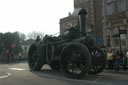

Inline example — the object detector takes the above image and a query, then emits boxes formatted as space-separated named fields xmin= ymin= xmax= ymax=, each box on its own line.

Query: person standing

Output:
xmin=5 ymin=50 xmax=9 ymax=63
xmin=122 ymin=55 xmax=127 ymax=71
xmin=126 ymin=50 xmax=128 ymax=65
xmin=36 ymin=36 xmax=40 ymax=43
xmin=107 ymin=49 xmax=114 ymax=69
xmin=115 ymin=50 xmax=120 ymax=72
xmin=10 ymin=51 xmax=14 ymax=62
xmin=18 ymin=52 xmax=22 ymax=61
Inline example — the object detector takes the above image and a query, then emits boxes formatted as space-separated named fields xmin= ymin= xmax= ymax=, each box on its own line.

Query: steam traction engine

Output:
xmin=28 ymin=9 xmax=106 ymax=79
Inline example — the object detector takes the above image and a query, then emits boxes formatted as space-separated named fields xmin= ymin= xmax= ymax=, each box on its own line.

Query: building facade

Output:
xmin=60 ymin=0 xmax=104 ymax=47
xmin=103 ymin=0 xmax=128 ymax=52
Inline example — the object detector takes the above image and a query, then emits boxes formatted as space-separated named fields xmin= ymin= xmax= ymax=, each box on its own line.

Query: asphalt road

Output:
xmin=0 ymin=61 xmax=128 ymax=85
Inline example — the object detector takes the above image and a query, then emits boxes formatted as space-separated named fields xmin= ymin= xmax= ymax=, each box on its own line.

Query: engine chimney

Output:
xmin=78 ymin=8 xmax=87 ymax=33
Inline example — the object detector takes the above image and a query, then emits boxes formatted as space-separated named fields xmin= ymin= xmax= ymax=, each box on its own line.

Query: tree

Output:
xmin=3 ymin=32 xmax=12 ymax=51
xmin=0 ymin=33 xmax=4 ymax=52
xmin=2 ymin=32 xmax=22 ymax=54
xmin=19 ymin=32 xmax=26 ymax=42
xmin=27 ymin=31 xmax=44 ymax=40
xmin=11 ymin=32 xmax=22 ymax=53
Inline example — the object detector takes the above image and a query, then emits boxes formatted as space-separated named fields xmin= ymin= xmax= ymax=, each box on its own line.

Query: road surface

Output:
xmin=0 ymin=61 xmax=128 ymax=85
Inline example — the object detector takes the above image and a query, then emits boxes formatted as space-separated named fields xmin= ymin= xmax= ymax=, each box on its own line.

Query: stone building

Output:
xmin=60 ymin=0 xmax=104 ymax=47
xmin=103 ymin=0 xmax=128 ymax=52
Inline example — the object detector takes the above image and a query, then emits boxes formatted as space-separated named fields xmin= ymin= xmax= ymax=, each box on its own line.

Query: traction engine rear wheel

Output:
xmin=60 ymin=43 xmax=91 ymax=79
xmin=28 ymin=43 xmax=44 ymax=71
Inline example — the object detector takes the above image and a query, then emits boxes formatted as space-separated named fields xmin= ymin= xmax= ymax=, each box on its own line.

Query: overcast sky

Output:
xmin=0 ymin=0 xmax=73 ymax=35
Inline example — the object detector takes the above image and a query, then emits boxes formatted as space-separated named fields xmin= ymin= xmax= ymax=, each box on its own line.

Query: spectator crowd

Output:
xmin=107 ymin=49 xmax=128 ymax=72
xmin=0 ymin=49 xmax=22 ymax=63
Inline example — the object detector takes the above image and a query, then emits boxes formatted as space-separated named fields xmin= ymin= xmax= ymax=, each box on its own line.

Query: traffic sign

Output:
xmin=97 ymin=36 xmax=101 ymax=44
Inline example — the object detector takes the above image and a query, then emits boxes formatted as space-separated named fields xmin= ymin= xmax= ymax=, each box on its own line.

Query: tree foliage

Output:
xmin=0 ymin=33 xmax=4 ymax=52
xmin=0 ymin=32 xmax=26 ymax=54
xmin=19 ymin=32 xmax=26 ymax=42
xmin=28 ymin=31 xmax=44 ymax=40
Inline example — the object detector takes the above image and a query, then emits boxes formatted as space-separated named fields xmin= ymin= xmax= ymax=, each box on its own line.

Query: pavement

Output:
xmin=0 ymin=61 xmax=128 ymax=85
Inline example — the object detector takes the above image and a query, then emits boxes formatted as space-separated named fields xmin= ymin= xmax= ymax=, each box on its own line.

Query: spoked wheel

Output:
xmin=28 ymin=43 xmax=44 ymax=71
xmin=60 ymin=43 xmax=91 ymax=79
xmin=89 ymin=48 xmax=106 ymax=75
xmin=50 ymin=61 xmax=61 ymax=71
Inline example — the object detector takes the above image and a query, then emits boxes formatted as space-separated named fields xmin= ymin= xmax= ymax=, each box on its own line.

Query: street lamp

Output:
xmin=118 ymin=27 xmax=122 ymax=55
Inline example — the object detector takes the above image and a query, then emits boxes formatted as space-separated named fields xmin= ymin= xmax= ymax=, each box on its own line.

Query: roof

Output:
xmin=21 ymin=39 xmax=35 ymax=45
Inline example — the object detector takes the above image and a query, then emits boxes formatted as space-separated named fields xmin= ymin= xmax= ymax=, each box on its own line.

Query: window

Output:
xmin=114 ymin=0 xmax=118 ymax=12
xmin=120 ymin=34 xmax=126 ymax=46
xmin=121 ymin=39 xmax=126 ymax=46
xmin=114 ymin=38 xmax=119 ymax=47
xmin=106 ymin=0 xmax=125 ymax=15
xmin=106 ymin=3 xmax=114 ymax=15
xmin=118 ymin=0 xmax=125 ymax=12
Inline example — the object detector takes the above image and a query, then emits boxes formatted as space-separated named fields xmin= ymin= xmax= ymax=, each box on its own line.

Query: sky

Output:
xmin=0 ymin=0 xmax=74 ymax=35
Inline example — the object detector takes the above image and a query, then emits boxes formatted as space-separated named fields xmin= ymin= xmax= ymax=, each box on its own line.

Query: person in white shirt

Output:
xmin=107 ymin=49 xmax=114 ymax=69
xmin=18 ymin=52 xmax=22 ymax=61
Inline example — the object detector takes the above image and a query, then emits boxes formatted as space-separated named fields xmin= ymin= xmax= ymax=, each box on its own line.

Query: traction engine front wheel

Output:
xmin=89 ymin=48 xmax=106 ymax=75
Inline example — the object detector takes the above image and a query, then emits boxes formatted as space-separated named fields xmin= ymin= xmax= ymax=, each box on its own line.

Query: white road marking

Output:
xmin=0 ymin=72 xmax=11 ymax=79
xmin=9 ymin=68 xmax=26 ymax=71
